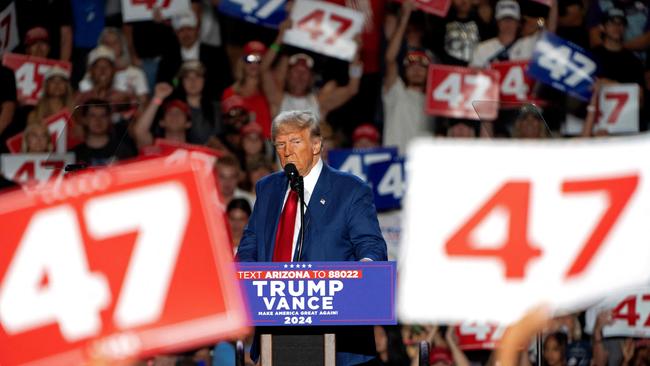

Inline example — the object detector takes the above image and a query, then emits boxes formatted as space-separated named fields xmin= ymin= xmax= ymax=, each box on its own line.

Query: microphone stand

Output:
xmin=290 ymin=176 xmax=305 ymax=262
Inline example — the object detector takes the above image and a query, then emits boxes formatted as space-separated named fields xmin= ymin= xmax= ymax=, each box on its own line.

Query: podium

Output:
xmin=237 ymin=261 xmax=396 ymax=365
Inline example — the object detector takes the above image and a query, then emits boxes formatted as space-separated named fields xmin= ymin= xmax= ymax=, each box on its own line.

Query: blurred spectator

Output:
xmin=215 ymin=155 xmax=255 ymax=207
xmin=79 ymin=28 xmax=150 ymax=106
xmin=16 ymin=0 xmax=73 ymax=61
xmin=240 ymin=122 xmax=271 ymax=171
xmin=320 ymin=121 xmax=342 ymax=163
xmin=76 ymin=45 xmax=134 ymax=108
xmin=227 ymin=198 xmax=252 ymax=254
xmin=383 ymin=1 xmax=434 ymax=155
xmin=157 ymin=11 xmax=232 ymax=99
xmin=592 ymin=8 xmax=645 ymax=86
xmin=174 ymin=60 xmax=221 ymax=144
xmin=123 ymin=10 xmax=179 ymax=93
xmin=24 ymin=27 xmax=52 ymax=59
xmin=222 ymin=40 xmax=272 ymax=139
xmin=261 ymin=22 xmax=363 ymax=121
xmin=556 ymin=0 xmax=588 ymax=47
xmin=27 ymin=67 xmax=74 ymax=125
xmin=543 ymin=332 xmax=568 ymax=366
xmin=0 ymin=65 xmax=17 ymax=151
xmin=588 ymin=0 xmax=649 ymax=55
xmin=352 ymin=123 xmax=381 ymax=149
xmin=446 ymin=120 xmax=480 ymax=138
xmin=470 ymin=0 xmax=534 ymax=68
xmin=520 ymin=0 xmax=558 ymax=38
xmin=245 ymin=156 xmax=274 ymax=194
xmin=427 ymin=0 xmax=492 ymax=65
xmin=73 ymin=99 xmax=135 ymax=166
xmin=21 ymin=123 xmax=51 ymax=153
xmin=70 ymin=0 xmax=105 ymax=86
xmin=206 ymin=95 xmax=252 ymax=157
xmin=133 ymin=83 xmax=191 ymax=148
xmin=512 ymin=106 xmax=550 ymax=139
xmin=373 ymin=325 xmax=411 ymax=366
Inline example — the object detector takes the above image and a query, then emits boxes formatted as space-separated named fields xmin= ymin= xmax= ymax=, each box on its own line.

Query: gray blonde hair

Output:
xmin=271 ymin=110 xmax=321 ymax=141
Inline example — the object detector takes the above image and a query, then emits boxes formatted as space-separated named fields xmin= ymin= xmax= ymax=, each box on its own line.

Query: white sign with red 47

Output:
xmin=398 ymin=137 xmax=650 ymax=325
xmin=0 ymin=2 xmax=19 ymax=55
xmin=283 ymin=0 xmax=364 ymax=61
xmin=121 ymin=0 xmax=191 ymax=23
xmin=1 ymin=153 xmax=74 ymax=184
xmin=595 ymin=84 xmax=639 ymax=135
xmin=585 ymin=288 xmax=650 ymax=338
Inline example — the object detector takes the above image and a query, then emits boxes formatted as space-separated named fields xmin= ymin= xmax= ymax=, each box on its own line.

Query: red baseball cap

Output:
xmin=352 ymin=123 xmax=380 ymax=144
xmin=25 ymin=27 xmax=49 ymax=46
xmin=243 ymin=40 xmax=267 ymax=56
xmin=164 ymin=99 xmax=191 ymax=118
xmin=221 ymin=95 xmax=249 ymax=114
xmin=403 ymin=49 xmax=433 ymax=67
xmin=240 ymin=122 xmax=263 ymax=137
xmin=429 ymin=347 xmax=453 ymax=366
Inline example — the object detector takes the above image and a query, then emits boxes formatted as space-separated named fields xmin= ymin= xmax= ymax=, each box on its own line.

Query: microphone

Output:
xmin=284 ymin=163 xmax=302 ymax=192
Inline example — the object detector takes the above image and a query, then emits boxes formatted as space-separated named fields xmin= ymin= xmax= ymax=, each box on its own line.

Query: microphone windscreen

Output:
xmin=284 ymin=163 xmax=299 ymax=178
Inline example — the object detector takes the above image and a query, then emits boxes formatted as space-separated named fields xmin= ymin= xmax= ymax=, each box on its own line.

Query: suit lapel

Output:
xmin=265 ymin=174 xmax=288 ymax=261
xmin=300 ymin=164 xmax=333 ymax=257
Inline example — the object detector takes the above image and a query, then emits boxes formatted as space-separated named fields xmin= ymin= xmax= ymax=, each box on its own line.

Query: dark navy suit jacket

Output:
xmin=236 ymin=162 xmax=387 ymax=365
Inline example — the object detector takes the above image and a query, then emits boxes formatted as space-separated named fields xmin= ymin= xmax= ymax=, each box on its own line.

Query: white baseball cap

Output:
xmin=495 ymin=0 xmax=521 ymax=20
xmin=87 ymin=45 xmax=116 ymax=66
xmin=172 ymin=11 xmax=198 ymax=30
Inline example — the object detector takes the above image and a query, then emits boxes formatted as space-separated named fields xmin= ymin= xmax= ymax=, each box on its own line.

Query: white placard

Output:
xmin=596 ymin=84 xmax=639 ymax=135
xmin=1 ymin=153 xmax=74 ymax=184
xmin=283 ymin=0 xmax=364 ymax=61
xmin=0 ymin=2 xmax=19 ymax=55
xmin=398 ymin=137 xmax=650 ymax=325
xmin=584 ymin=287 xmax=650 ymax=338
xmin=121 ymin=0 xmax=191 ymax=23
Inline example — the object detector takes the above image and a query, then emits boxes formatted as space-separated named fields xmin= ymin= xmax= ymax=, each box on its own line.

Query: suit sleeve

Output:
xmin=235 ymin=183 xmax=262 ymax=262
xmin=346 ymin=182 xmax=388 ymax=261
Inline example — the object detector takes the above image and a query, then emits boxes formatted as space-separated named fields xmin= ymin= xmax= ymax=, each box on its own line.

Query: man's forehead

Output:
xmin=275 ymin=126 xmax=309 ymax=139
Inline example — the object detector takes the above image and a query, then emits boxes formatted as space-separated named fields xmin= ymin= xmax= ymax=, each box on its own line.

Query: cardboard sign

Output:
xmin=238 ymin=261 xmax=396 ymax=326
xmin=0 ymin=153 xmax=74 ymax=184
xmin=283 ymin=0 xmax=364 ymax=61
xmin=2 ymin=53 xmax=72 ymax=105
xmin=367 ymin=157 xmax=405 ymax=211
xmin=456 ymin=323 xmax=506 ymax=350
xmin=490 ymin=60 xmax=536 ymax=104
xmin=393 ymin=0 xmax=452 ymax=17
xmin=585 ymin=287 xmax=650 ymax=338
xmin=140 ymin=138 xmax=222 ymax=159
xmin=0 ymin=152 xmax=249 ymax=365
xmin=528 ymin=32 xmax=597 ymax=101
xmin=399 ymin=137 xmax=650 ymax=325
xmin=218 ymin=0 xmax=287 ymax=28
xmin=121 ymin=0 xmax=191 ymax=23
xmin=6 ymin=110 xmax=80 ymax=154
xmin=426 ymin=65 xmax=500 ymax=120
xmin=328 ymin=147 xmax=398 ymax=182
xmin=595 ymin=84 xmax=639 ymax=135
xmin=0 ymin=2 xmax=19 ymax=55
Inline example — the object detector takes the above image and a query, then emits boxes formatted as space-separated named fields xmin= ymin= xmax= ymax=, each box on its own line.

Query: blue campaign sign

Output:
xmin=527 ymin=32 xmax=597 ymax=101
xmin=367 ymin=157 xmax=405 ymax=212
xmin=218 ymin=0 xmax=287 ymax=29
xmin=328 ymin=147 xmax=399 ymax=182
xmin=238 ymin=261 xmax=396 ymax=326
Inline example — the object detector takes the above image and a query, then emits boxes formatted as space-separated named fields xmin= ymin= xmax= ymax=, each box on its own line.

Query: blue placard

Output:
xmin=527 ymin=32 xmax=598 ymax=101
xmin=218 ymin=0 xmax=287 ymax=29
xmin=238 ymin=261 xmax=396 ymax=326
xmin=328 ymin=147 xmax=399 ymax=183
xmin=367 ymin=157 xmax=405 ymax=212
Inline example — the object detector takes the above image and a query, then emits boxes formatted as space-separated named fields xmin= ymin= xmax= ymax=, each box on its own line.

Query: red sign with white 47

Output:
xmin=0 ymin=152 xmax=249 ymax=365
xmin=2 ymin=53 xmax=72 ymax=105
xmin=399 ymin=138 xmax=650 ymax=325
xmin=456 ymin=322 xmax=505 ymax=350
xmin=426 ymin=65 xmax=499 ymax=120
xmin=490 ymin=60 xmax=536 ymax=104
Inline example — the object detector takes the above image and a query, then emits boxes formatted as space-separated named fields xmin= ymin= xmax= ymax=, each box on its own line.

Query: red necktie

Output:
xmin=273 ymin=189 xmax=298 ymax=262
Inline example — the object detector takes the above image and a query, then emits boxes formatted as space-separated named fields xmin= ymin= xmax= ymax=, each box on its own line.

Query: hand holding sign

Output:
xmin=595 ymin=84 xmax=639 ymax=135
xmin=399 ymin=138 xmax=650 ymax=325
xmin=283 ymin=0 xmax=364 ymax=61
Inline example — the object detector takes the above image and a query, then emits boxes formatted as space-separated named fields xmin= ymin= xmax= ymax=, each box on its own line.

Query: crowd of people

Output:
xmin=1 ymin=0 xmax=650 ymax=365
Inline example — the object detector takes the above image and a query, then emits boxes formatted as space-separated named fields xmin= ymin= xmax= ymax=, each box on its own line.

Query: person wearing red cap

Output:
xmin=383 ymin=0 xmax=435 ymax=155
xmin=222 ymin=40 xmax=273 ymax=139
xmin=24 ymin=27 xmax=51 ymax=59
xmin=16 ymin=0 xmax=73 ymax=61
xmin=260 ymin=20 xmax=363 ymax=121
xmin=352 ymin=123 xmax=381 ymax=149
xmin=133 ymin=82 xmax=192 ymax=148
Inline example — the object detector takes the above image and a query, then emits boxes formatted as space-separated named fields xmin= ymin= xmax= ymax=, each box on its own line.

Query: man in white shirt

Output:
xmin=470 ymin=0 xmax=532 ymax=68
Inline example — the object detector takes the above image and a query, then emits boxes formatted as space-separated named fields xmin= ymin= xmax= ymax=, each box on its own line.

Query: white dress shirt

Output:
xmin=279 ymin=158 xmax=323 ymax=261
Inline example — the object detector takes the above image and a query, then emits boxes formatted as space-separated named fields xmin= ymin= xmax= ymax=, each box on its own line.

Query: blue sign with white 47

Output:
xmin=367 ymin=157 xmax=405 ymax=212
xmin=218 ymin=0 xmax=287 ymax=28
xmin=527 ymin=32 xmax=598 ymax=101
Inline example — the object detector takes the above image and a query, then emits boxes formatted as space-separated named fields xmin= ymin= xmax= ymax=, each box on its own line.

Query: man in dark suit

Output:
xmin=237 ymin=110 xmax=387 ymax=365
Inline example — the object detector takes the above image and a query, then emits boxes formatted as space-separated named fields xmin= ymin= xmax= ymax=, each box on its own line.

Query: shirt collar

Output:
xmin=302 ymin=158 xmax=323 ymax=199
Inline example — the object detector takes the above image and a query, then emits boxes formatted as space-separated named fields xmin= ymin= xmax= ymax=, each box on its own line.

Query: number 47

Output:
xmin=445 ymin=175 xmax=638 ymax=280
